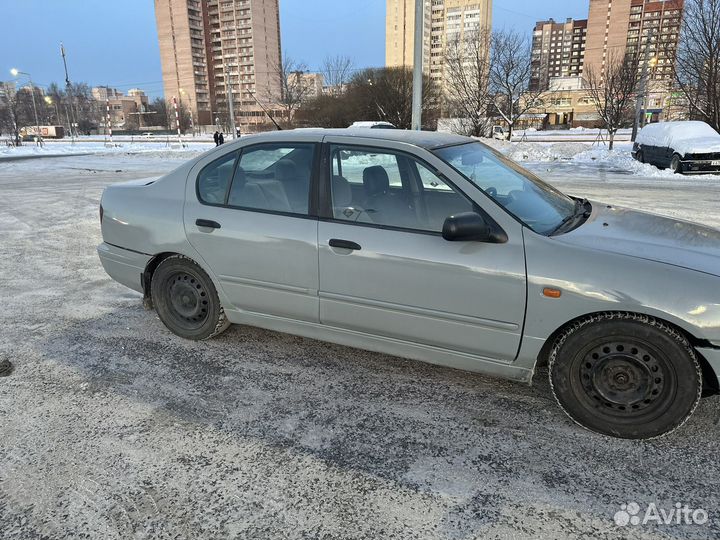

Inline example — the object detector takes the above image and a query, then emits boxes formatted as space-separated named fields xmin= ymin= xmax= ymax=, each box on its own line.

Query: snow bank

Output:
xmin=0 ymin=140 xmax=211 ymax=159
xmin=484 ymin=139 xmax=593 ymax=162
xmin=483 ymin=137 xmax=720 ymax=179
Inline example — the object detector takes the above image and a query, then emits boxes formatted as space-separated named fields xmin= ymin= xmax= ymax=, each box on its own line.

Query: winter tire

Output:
xmin=151 ymin=255 xmax=230 ymax=340
xmin=670 ymin=154 xmax=682 ymax=174
xmin=549 ymin=313 xmax=702 ymax=439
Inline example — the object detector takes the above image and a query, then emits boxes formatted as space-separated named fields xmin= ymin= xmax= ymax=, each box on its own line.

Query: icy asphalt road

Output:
xmin=0 ymin=152 xmax=718 ymax=540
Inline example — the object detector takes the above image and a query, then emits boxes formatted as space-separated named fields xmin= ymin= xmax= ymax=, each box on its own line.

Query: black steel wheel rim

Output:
xmin=165 ymin=271 xmax=210 ymax=328
xmin=575 ymin=339 xmax=676 ymax=419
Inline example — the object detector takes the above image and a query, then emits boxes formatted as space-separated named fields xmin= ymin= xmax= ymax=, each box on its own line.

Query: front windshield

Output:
xmin=435 ymin=142 xmax=578 ymax=235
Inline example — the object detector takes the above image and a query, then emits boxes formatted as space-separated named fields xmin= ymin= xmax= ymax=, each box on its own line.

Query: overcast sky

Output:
xmin=0 ymin=0 xmax=590 ymax=98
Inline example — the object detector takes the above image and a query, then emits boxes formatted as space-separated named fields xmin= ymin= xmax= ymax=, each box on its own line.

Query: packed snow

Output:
xmin=0 ymin=147 xmax=718 ymax=539
xmin=0 ymin=139 xmax=212 ymax=160
xmin=483 ymin=137 xmax=720 ymax=179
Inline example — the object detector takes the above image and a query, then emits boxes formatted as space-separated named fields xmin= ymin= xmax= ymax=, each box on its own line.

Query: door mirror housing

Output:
xmin=442 ymin=212 xmax=494 ymax=242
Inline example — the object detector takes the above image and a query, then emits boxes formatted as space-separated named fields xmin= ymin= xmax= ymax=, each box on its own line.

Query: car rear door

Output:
xmin=317 ymin=136 xmax=527 ymax=362
xmin=183 ymin=141 xmax=320 ymax=323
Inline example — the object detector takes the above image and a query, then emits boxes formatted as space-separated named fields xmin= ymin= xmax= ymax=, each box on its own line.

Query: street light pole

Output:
xmin=225 ymin=65 xmax=237 ymax=139
xmin=11 ymin=69 xmax=42 ymax=145
xmin=411 ymin=0 xmax=424 ymax=131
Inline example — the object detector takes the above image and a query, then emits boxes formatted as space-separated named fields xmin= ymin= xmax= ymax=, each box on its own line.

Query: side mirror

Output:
xmin=442 ymin=212 xmax=492 ymax=242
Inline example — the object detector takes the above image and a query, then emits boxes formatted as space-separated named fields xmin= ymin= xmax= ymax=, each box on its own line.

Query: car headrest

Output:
xmin=363 ymin=166 xmax=390 ymax=197
xmin=332 ymin=175 xmax=352 ymax=207
xmin=275 ymin=159 xmax=297 ymax=182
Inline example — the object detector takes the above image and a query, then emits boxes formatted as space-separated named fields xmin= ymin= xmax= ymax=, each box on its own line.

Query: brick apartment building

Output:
xmin=154 ymin=0 xmax=282 ymax=129
xmin=583 ymin=0 xmax=683 ymax=81
xmin=530 ymin=18 xmax=588 ymax=91
xmin=386 ymin=0 xmax=492 ymax=87
xmin=527 ymin=0 xmax=684 ymax=129
xmin=92 ymin=87 xmax=150 ymax=129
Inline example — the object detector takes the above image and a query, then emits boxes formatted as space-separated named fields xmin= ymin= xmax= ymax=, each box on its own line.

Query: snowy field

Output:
xmin=0 ymin=145 xmax=719 ymax=539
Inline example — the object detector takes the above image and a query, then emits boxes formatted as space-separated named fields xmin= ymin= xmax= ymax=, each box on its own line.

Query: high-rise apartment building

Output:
xmin=155 ymin=0 xmax=282 ymax=128
xmin=583 ymin=0 xmax=683 ymax=80
xmin=530 ymin=18 xmax=588 ymax=91
xmin=386 ymin=0 xmax=491 ymax=86
xmin=386 ymin=0 xmax=432 ymax=73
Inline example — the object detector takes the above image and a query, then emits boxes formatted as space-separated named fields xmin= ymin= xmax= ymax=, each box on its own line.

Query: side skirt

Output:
xmin=224 ymin=308 xmax=534 ymax=384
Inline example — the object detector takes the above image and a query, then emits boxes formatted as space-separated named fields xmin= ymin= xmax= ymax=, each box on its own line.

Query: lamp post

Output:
xmin=10 ymin=68 xmax=42 ymax=144
xmin=44 ymin=96 xmax=56 ymax=124
xmin=641 ymin=57 xmax=658 ymax=128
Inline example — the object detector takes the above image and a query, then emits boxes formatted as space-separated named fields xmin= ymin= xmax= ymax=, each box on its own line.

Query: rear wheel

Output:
xmin=151 ymin=255 xmax=230 ymax=340
xmin=549 ymin=313 xmax=702 ymax=439
xmin=670 ymin=154 xmax=682 ymax=174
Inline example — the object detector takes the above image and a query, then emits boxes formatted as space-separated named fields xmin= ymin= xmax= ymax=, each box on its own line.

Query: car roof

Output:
xmin=232 ymin=128 xmax=473 ymax=150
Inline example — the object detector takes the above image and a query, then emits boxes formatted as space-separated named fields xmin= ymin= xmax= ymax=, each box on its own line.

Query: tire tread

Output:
xmin=152 ymin=254 xmax=230 ymax=340
xmin=548 ymin=312 xmax=702 ymax=439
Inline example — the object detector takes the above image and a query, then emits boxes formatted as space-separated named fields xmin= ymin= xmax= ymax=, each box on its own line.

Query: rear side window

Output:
xmin=197 ymin=151 xmax=238 ymax=204
xmin=226 ymin=143 xmax=315 ymax=214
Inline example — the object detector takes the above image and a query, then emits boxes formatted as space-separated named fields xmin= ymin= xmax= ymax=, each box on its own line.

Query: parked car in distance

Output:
xmin=98 ymin=128 xmax=720 ymax=439
xmin=632 ymin=121 xmax=720 ymax=174
xmin=492 ymin=125 xmax=508 ymax=140
xmin=350 ymin=121 xmax=397 ymax=129
xmin=141 ymin=132 xmax=154 ymax=139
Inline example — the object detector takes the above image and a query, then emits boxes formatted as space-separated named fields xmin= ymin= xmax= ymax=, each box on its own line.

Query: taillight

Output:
xmin=99 ymin=203 xmax=104 ymax=224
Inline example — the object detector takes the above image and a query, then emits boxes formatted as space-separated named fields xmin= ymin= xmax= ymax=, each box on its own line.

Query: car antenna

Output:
xmin=248 ymin=92 xmax=282 ymax=131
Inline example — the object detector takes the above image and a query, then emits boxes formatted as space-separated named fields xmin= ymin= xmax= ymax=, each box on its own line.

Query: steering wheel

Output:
xmin=485 ymin=187 xmax=498 ymax=198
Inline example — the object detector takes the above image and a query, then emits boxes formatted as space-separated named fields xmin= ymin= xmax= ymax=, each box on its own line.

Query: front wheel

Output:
xmin=151 ymin=255 xmax=230 ymax=340
xmin=670 ymin=154 xmax=682 ymax=174
xmin=549 ymin=313 xmax=702 ymax=439
xmin=635 ymin=150 xmax=644 ymax=163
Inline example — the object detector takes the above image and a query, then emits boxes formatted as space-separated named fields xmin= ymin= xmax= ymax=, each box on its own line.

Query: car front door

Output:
xmin=317 ymin=138 xmax=527 ymax=363
xmin=184 ymin=142 xmax=320 ymax=323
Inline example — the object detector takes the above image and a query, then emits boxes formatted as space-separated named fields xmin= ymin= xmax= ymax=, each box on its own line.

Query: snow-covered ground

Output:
xmin=0 ymin=148 xmax=718 ymax=539
xmin=0 ymin=138 xmax=212 ymax=159
xmin=510 ymin=127 xmax=633 ymax=141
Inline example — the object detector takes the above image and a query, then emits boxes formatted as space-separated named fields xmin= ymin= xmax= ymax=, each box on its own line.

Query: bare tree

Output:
xmin=443 ymin=29 xmax=493 ymax=136
xmin=321 ymin=54 xmax=354 ymax=95
xmin=353 ymin=67 xmax=439 ymax=129
xmin=0 ymin=83 xmax=21 ymax=144
xmin=272 ymin=54 xmax=314 ymax=126
xmin=584 ymin=52 xmax=640 ymax=150
xmin=672 ymin=0 xmax=720 ymax=130
xmin=489 ymin=30 xmax=545 ymax=140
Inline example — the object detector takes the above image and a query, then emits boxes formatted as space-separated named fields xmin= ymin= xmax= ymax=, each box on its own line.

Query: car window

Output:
xmin=435 ymin=142 xmax=576 ymax=235
xmin=332 ymin=149 xmax=402 ymax=186
xmin=226 ymin=143 xmax=315 ymax=214
xmin=197 ymin=151 xmax=238 ymax=205
xmin=329 ymin=145 xmax=473 ymax=232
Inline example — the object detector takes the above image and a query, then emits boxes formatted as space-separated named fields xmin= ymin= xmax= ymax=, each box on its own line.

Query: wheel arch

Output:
xmin=140 ymin=252 xmax=176 ymax=308
xmin=535 ymin=310 xmax=719 ymax=395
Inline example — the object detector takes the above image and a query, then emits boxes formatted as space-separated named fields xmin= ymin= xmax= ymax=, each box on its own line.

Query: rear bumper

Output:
xmin=97 ymin=242 xmax=152 ymax=294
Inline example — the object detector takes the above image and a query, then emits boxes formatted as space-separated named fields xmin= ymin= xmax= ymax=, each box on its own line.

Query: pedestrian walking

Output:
xmin=218 ymin=132 xmax=224 ymax=145
xmin=213 ymin=131 xmax=220 ymax=146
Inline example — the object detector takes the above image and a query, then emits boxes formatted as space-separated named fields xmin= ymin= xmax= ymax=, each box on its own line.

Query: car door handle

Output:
xmin=329 ymin=238 xmax=361 ymax=251
xmin=196 ymin=219 xmax=221 ymax=229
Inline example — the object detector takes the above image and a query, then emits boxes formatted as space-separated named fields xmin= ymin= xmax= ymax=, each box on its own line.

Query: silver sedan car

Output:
xmin=98 ymin=129 xmax=720 ymax=439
